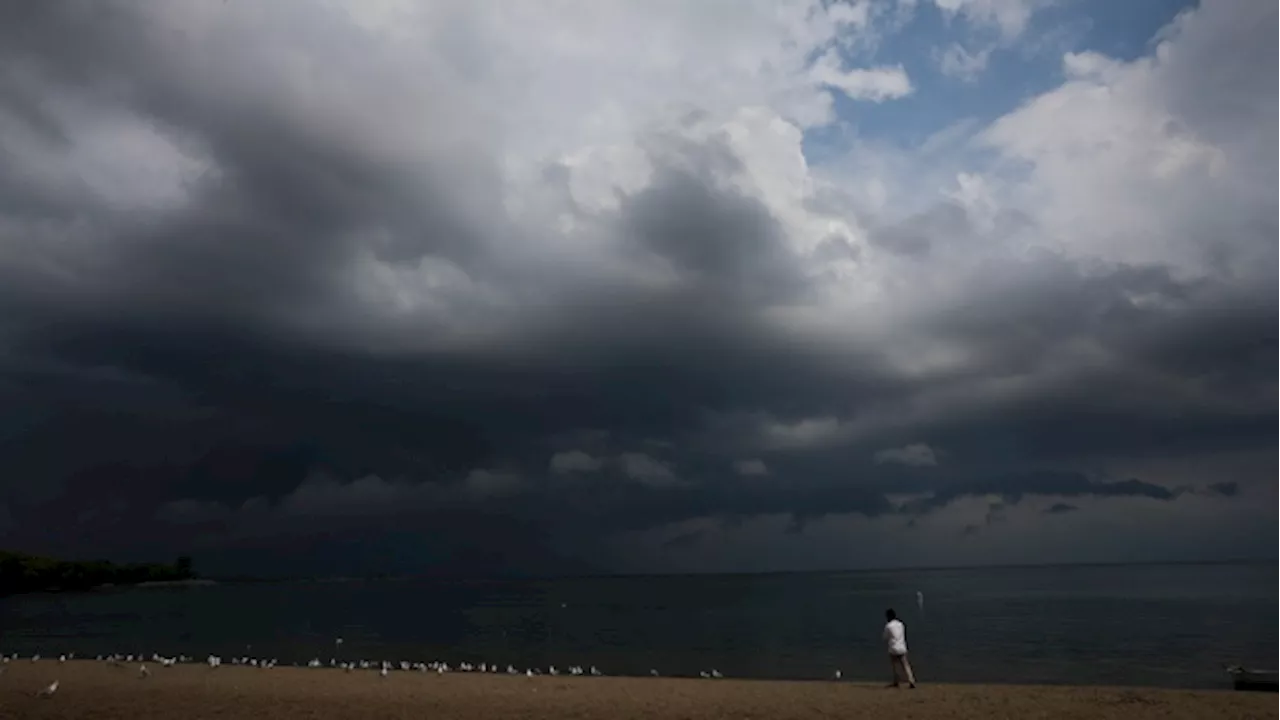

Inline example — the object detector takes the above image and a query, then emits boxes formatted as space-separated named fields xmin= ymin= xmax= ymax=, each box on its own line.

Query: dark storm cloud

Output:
xmin=618 ymin=159 xmax=806 ymax=304
xmin=0 ymin=0 xmax=1273 ymax=574
xmin=899 ymin=471 xmax=1180 ymax=517
xmin=1199 ymin=482 xmax=1240 ymax=498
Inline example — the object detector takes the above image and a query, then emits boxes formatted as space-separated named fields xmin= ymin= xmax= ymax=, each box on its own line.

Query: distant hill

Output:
xmin=0 ymin=551 xmax=196 ymax=595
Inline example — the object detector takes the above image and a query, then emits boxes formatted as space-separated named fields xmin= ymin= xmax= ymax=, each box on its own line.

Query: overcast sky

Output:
xmin=0 ymin=0 xmax=1274 ymax=577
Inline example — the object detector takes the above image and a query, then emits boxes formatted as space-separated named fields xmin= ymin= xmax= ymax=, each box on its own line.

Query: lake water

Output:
xmin=1 ymin=562 xmax=1274 ymax=689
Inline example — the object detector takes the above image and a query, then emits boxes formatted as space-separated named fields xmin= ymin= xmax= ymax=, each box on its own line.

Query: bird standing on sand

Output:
xmin=38 ymin=680 xmax=59 ymax=698
xmin=139 ymin=664 xmax=150 ymax=678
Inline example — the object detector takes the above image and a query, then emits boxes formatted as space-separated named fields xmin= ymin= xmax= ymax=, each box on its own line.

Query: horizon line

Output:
xmin=206 ymin=556 xmax=1277 ymax=584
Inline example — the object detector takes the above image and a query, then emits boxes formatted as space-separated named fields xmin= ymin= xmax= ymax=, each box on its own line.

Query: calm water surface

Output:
xmin=1 ymin=562 xmax=1274 ymax=688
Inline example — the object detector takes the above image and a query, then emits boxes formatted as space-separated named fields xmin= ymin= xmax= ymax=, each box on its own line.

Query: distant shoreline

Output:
xmin=120 ymin=579 xmax=219 ymax=590
xmin=0 ymin=551 xmax=199 ymax=597
xmin=183 ymin=557 xmax=1280 ymax=586
xmin=6 ymin=558 xmax=1271 ymax=594
xmin=1 ymin=579 xmax=219 ymax=597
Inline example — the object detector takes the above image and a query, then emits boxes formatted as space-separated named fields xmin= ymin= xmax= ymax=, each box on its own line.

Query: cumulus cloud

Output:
xmin=932 ymin=0 xmax=1045 ymax=39
xmin=550 ymin=450 xmax=604 ymax=475
xmin=732 ymin=459 xmax=770 ymax=477
xmin=619 ymin=453 xmax=679 ymax=486
xmin=464 ymin=469 xmax=523 ymax=498
xmin=874 ymin=443 xmax=939 ymax=467
xmin=810 ymin=50 xmax=914 ymax=102
xmin=938 ymin=43 xmax=992 ymax=81
xmin=0 ymin=0 xmax=1272 ymax=574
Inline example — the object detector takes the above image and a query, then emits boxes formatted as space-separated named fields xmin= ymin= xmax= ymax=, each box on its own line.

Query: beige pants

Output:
xmin=889 ymin=652 xmax=916 ymax=686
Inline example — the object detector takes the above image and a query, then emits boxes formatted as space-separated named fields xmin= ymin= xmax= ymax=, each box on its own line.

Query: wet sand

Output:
xmin=1 ymin=660 xmax=1274 ymax=719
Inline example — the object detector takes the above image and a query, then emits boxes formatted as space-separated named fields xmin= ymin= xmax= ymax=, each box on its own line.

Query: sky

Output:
xmin=0 ymin=0 xmax=1274 ymax=578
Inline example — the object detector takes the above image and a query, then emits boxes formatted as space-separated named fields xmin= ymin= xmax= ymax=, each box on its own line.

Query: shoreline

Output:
xmin=1 ymin=660 xmax=1273 ymax=719
xmin=1 ymin=579 xmax=217 ymax=597
xmin=0 ymin=652 xmax=1254 ymax=692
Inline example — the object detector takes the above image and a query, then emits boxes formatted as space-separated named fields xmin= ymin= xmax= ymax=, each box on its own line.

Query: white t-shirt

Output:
xmin=883 ymin=619 xmax=908 ymax=655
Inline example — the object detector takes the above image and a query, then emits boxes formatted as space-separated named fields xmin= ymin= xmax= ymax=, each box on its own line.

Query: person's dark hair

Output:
xmin=885 ymin=608 xmax=897 ymax=621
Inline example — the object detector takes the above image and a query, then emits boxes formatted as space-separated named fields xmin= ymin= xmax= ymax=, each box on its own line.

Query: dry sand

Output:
xmin=1 ymin=660 xmax=1274 ymax=720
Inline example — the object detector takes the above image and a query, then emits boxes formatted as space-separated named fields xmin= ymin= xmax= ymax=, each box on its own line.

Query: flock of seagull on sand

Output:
xmin=2 ymin=642 xmax=811 ymax=700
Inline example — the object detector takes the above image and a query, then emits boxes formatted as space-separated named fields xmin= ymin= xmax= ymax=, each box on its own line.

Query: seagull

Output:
xmin=380 ymin=666 xmax=388 ymax=679
xmin=139 ymin=664 xmax=151 ymax=679
xmin=38 ymin=680 xmax=59 ymax=698
xmin=590 ymin=666 xmax=601 ymax=677
xmin=31 ymin=654 xmax=41 ymax=663
xmin=59 ymin=654 xmax=67 ymax=663
xmin=649 ymin=669 xmax=659 ymax=677
xmin=834 ymin=669 xmax=842 ymax=680
xmin=699 ymin=671 xmax=709 ymax=679
xmin=710 ymin=669 xmax=722 ymax=679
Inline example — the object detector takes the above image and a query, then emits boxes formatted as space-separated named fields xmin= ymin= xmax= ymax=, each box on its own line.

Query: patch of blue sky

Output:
xmin=802 ymin=0 xmax=1196 ymax=164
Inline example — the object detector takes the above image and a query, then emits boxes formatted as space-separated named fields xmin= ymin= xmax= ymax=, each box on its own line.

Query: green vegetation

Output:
xmin=0 ymin=552 xmax=196 ymax=595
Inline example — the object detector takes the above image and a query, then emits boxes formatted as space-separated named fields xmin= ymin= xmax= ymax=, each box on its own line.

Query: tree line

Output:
xmin=0 ymin=551 xmax=195 ymax=595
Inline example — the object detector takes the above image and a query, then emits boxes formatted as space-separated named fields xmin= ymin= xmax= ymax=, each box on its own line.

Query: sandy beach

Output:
xmin=0 ymin=660 xmax=1273 ymax=720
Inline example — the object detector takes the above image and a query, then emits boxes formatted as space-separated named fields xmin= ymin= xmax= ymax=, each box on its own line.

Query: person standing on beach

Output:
xmin=883 ymin=608 xmax=917 ymax=688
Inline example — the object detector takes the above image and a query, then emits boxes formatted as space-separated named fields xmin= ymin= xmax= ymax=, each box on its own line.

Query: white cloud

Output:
xmin=810 ymin=50 xmax=914 ymax=102
xmin=977 ymin=2 xmax=1271 ymax=279
xmin=732 ymin=459 xmax=770 ymax=476
xmin=938 ymin=43 xmax=992 ymax=81
xmin=464 ymin=469 xmax=523 ymax=498
xmin=618 ymin=452 xmax=678 ymax=485
xmin=761 ymin=416 xmax=854 ymax=450
xmin=874 ymin=443 xmax=939 ymax=467
xmin=278 ymin=473 xmax=431 ymax=518
xmin=550 ymin=450 xmax=605 ymax=474
xmin=932 ymin=0 xmax=1045 ymax=39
